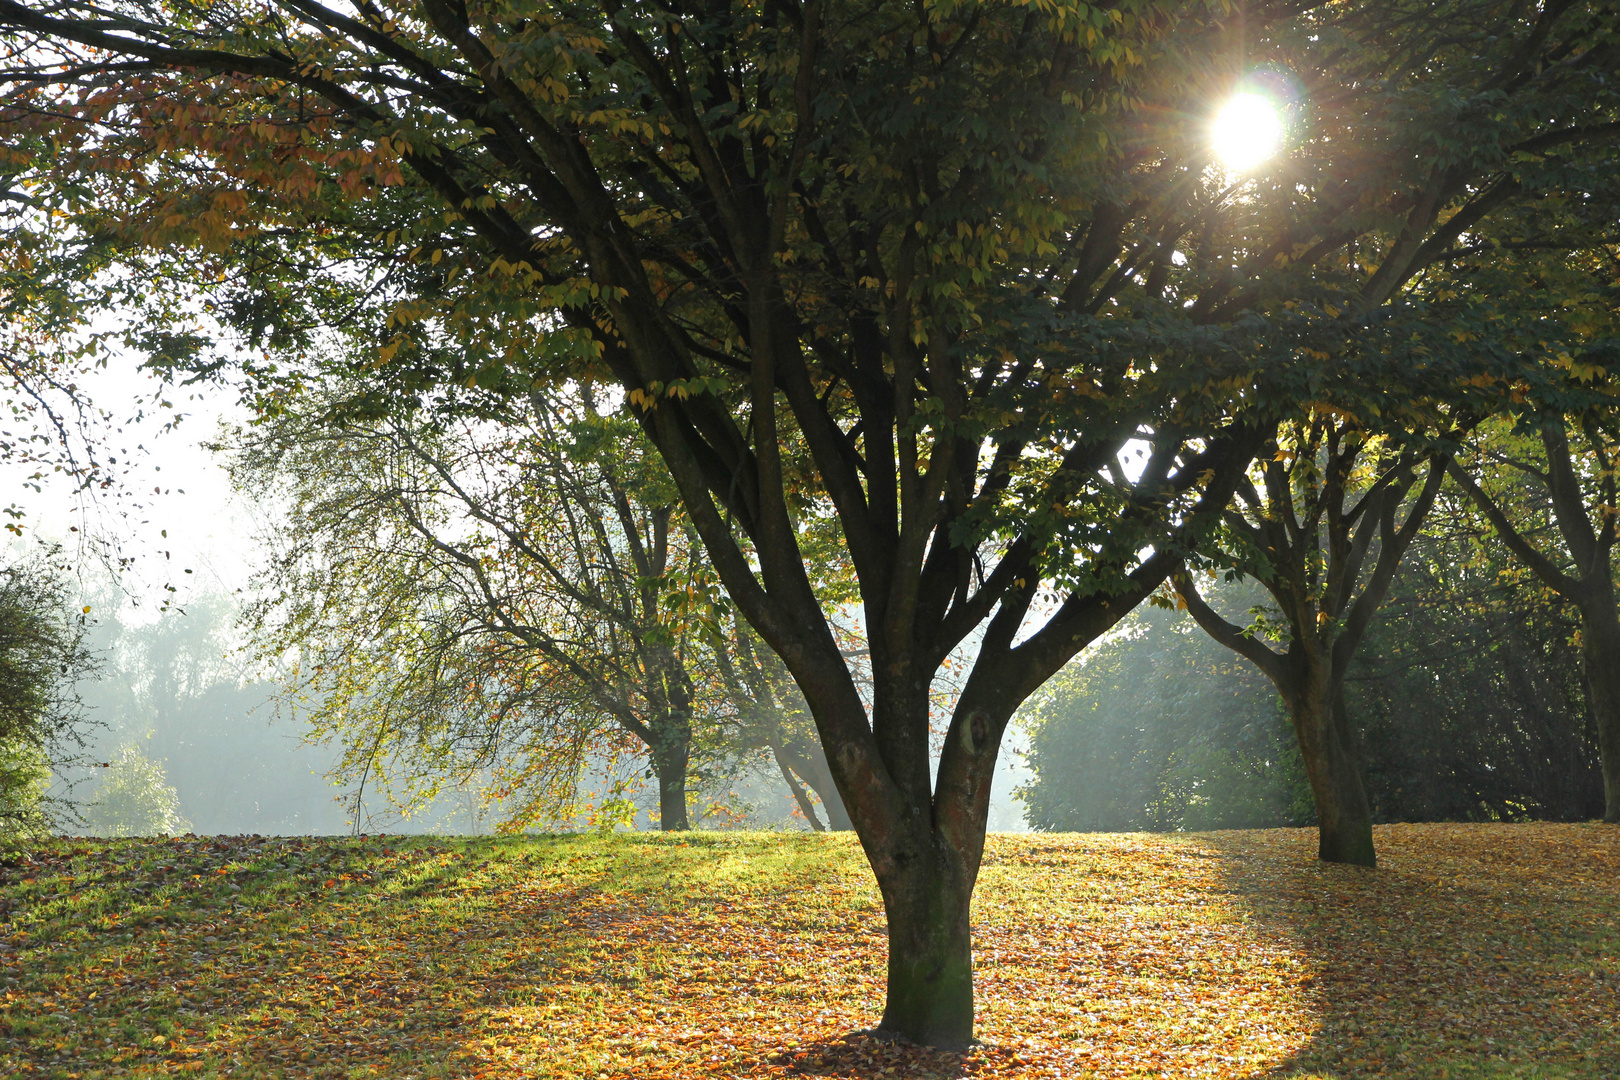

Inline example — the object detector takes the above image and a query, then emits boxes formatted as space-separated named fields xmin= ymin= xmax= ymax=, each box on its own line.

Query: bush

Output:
xmin=1015 ymin=596 xmax=1313 ymax=834
xmin=0 ymin=554 xmax=96 ymax=838
xmin=80 ymin=743 xmax=190 ymax=837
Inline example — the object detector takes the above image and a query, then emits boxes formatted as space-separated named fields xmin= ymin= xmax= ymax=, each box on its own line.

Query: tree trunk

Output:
xmin=653 ymin=754 xmax=690 ymax=830
xmin=1577 ymin=599 xmax=1620 ymax=823
xmin=650 ymin=719 xmax=692 ymax=831
xmin=1285 ymin=668 xmax=1376 ymax=866
xmin=875 ymin=851 xmax=976 ymax=1049
xmin=784 ymin=739 xmax=853 ymax=830
xmin=820 ymin=781 xmax=854 ymax=831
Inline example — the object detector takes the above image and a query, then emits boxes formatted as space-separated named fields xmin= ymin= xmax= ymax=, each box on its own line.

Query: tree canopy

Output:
xmin=227 ymin=383 xmax=852 ymax=831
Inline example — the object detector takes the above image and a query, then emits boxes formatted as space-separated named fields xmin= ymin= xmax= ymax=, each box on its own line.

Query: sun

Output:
xmin=1212 ymin=92 xmax=1285 ymax=172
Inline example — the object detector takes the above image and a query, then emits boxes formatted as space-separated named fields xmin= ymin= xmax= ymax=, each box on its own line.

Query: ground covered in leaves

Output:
xmin=0 ymin=823 xmax=1615 ymax=1079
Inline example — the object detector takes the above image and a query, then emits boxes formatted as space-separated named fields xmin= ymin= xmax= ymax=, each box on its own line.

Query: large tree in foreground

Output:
xmin=4 ymin=0 xmax=1618 ymax=1046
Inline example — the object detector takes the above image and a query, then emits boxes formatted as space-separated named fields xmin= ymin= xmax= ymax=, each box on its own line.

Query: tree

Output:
xmin=1173 ymin=417 xmax=1449 ymax=865
xmin=0 ymin=140 xmax=111 ymax=526
xmin=5 ymin=0 xmax=1618 ymax=1045
xmin=712 ymin=615 xmax=853 ymax=830
xmin=1022 ymin=511 xmax=1608 ymax=833
xmin=1349 ymin=500 xmax=1605 ymax=822
xmin=229 ymin=384 xmax=851 ymax=830
xmin=80 ymin=741 xmax=190 ymax=836
xmin=0 ymin=552 xmax=96 ymax=837
xmin=1447 ymin=419 xmax=1620 ymax=820
xmin=72 ymin=589 xmax=357 ymax=835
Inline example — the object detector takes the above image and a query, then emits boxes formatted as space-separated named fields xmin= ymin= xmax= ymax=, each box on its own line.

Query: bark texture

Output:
xmin=651 ymin=719 xmax=693 ymax=831
xmin=1287 ymin=685 xmax=1376 ymax=865
xmin=877 ymin=852 xmax=976 ymax=1048
xmin=1577 ymin=599 xmax=1620 ymax=822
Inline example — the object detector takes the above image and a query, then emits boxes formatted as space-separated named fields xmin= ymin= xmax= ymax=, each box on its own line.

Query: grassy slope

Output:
xmin=0 ymin=823 xmax=1615 ymax=1079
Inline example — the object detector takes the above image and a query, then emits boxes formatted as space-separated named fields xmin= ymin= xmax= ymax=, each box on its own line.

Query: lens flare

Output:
xmin=1212 ymin=92 xmax=1285 ymax=172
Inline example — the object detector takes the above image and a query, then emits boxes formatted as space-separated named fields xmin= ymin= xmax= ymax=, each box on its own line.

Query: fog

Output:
xmin=59 ymin=587 xmax=1032 ymax=838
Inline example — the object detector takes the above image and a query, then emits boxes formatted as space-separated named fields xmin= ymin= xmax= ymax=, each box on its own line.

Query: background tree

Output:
xmin=79 ymin=741 xmax=189 ymax=836
xmin=230 ymin=384 xmax=839 ymax=830
xmin=1017 ymin=587 xmax=1312 ymax=834
xmin=1403 ymin=94 xmax=1620 ymax=820
xmin=70 ymin=590 xmax=356 ymax=835
xmin=713 ymin=617 xmax=853 ymax=830
xmin=1350 ymin=499 xmax=1605 ymax=821
xmin=1174 ymin=417 xmax=1449 ymax=865
xmin=1447 ymin=418 xmax=1620 ymax=821
xmin=1021 ymin=514 xmax=1605 ymax=833
xmin=5 ymin=0 xmax=1619 ymax=1045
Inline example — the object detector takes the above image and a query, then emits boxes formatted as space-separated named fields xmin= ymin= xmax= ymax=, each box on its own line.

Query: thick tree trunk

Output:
xmin=653 ymin=754 xmax=690 ymax=830
xmin=1577 ymin=600 xmax=1620 ymax=823
xmin=874 ymin=851 xmax=976 ymax=1049
xmin=650 ymin=717 xmax=692 ymax=831
xmin=1285 ymin=670 xmax=1376 ymax=866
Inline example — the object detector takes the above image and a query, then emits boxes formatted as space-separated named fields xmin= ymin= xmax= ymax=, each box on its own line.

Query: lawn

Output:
xmin=0 ymin=823 xmax=1614 ymax=1079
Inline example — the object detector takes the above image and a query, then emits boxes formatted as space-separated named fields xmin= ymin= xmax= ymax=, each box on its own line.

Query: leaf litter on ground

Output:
xmin=0 ymin=823 xmax=1615 ymax=1079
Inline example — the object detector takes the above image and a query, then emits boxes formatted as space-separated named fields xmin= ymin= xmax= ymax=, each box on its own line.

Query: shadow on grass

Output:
xmin=764 ymin=1032 xmax=975 ymax=1079
xmin=1200 ymin=823 xmax=1620 ymax=1080
xmin=3 ymin=832 xmax=886 ymax=1078
xmin=24 ymin=828 xmax=1615 ymax=1079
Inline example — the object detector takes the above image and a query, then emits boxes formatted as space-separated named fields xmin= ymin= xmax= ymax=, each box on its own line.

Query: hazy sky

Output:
xmin=2 ymin=355 xmax=263 ymax=609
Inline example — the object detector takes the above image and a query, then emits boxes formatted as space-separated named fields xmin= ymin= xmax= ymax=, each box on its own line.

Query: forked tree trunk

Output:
xmin=1577 ymin=596 xmax=1620 ymax=822
xmin=1283 ymin=668 xmax=1376 ymax=866
xmin=845 ymin=683 xmax=1007 ymax=1049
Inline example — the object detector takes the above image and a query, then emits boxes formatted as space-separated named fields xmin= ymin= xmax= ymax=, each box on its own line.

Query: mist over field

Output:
xmin=57 ymin=591 xmax=1034 ymax=838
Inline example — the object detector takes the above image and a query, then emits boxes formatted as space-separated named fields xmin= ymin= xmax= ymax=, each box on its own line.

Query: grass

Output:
xmin=0 ymin=823 xmax=1615 ymax=1078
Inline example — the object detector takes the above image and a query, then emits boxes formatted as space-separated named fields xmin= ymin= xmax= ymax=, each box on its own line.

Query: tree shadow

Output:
xmin=763 ymin=1032 xmax=975 ymax=1079
xmin=1199 ymin=823 xmax=1620 ymax=1079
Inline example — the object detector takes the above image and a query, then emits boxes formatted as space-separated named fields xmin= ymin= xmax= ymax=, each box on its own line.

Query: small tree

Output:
xmin=81 ymin=742 xmax=189 ymax=836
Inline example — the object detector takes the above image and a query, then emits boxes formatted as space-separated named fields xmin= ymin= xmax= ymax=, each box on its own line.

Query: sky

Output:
xmin=2 ymin=354 xmax=265 ymax=611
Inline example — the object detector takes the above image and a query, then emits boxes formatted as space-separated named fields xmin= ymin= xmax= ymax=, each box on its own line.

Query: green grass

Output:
xmin=0 ymin=823 xmax=1615 ymax=1078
